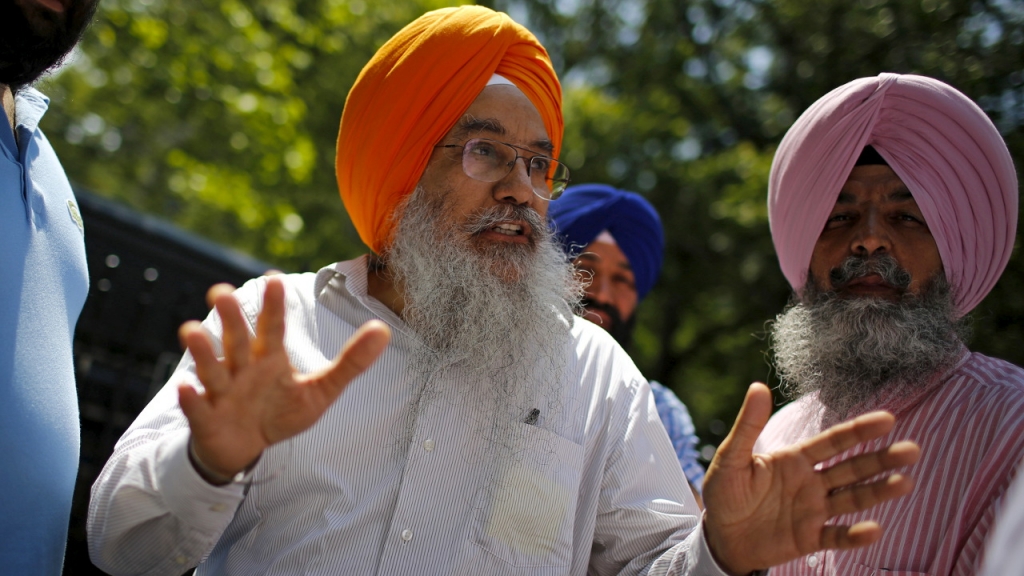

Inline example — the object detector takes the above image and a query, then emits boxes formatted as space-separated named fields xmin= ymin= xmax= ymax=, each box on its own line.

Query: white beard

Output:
xmin=382 ymin=185 xmax=585 ymax=460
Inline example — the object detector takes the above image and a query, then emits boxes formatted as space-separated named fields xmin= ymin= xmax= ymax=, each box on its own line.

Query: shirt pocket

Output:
xmin=467 ymin=423 xmax=584 ymax=569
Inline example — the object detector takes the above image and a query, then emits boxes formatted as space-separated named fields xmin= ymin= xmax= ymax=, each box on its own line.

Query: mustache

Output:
xmin=829 ymin=254 xmax=912 ymax=290
xmin=580 ymin=298 xmax=624 ymax=327
xmin=462 ymin=203 xmax=545 ymax=236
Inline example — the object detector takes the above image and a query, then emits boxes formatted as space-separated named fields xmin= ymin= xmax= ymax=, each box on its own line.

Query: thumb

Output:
xmin=318 ymin=320 xmax=391 ymax=394
xmin=715 ymin=383 xmax=773 ymax=468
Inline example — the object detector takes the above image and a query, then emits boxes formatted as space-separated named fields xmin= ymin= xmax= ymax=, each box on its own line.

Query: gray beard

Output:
xmin=382 ymin=185 xmax=584 ymax=459
xmin=771 ymin=256 xmax=968 ymax=420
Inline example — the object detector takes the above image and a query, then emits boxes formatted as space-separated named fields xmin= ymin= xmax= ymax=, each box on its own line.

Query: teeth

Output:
xmin=493 ymin=223 xmax=522 ymax=235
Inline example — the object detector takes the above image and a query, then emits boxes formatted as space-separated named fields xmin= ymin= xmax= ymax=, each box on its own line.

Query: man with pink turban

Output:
xmin=90 ymin=10 xmax=919 ymax=575
xmin=758 ymin=73 xmax=1024 ymax=575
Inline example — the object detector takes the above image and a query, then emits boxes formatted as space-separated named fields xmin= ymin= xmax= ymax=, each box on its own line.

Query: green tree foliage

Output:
xmin=43 ymin=0 xmax=468 ymax=269
xmin=42 ymin=0 xmax=1024 ymax=450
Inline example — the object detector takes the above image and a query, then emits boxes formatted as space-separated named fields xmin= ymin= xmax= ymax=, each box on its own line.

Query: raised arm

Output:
xmin=88 ymin=277 xmax=389 ymax=575
xmin=178 ymin=278 xmax=389 ymax=482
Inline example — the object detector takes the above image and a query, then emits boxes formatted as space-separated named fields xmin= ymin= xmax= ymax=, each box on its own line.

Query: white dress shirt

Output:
xmin=88 ymin=256 xmax=727 ymax=576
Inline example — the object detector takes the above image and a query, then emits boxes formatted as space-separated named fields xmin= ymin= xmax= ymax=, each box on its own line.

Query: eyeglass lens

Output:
xmin=461 ymin=138 xmax=570 ymax=198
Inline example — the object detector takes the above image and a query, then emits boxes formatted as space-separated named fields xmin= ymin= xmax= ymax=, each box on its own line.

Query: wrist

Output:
xmin=187 ymin=437 xmax=259 ymax=486
xmin=703 ymin=516 xmax=758 ymax=576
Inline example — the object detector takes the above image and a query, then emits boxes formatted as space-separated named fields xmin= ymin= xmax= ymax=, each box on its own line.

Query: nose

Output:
xmin=587 ymin=272 xmax=613 ymax=304
xmin=492 ymin=157 xmax=535 ymax=206
xmin=851 ymin=211 xmax=891 ymax=256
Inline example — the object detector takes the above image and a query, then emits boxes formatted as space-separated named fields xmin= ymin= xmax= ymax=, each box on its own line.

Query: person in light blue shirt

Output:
xmin=548 ymin=184 xmax=705 ymax=500
xmin=1 ymin=0 xmax=100 ymax=572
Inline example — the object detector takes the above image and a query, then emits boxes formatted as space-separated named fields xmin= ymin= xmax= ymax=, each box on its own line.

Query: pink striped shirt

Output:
xmin=755 ymin=350 xmax=1024 ymax=576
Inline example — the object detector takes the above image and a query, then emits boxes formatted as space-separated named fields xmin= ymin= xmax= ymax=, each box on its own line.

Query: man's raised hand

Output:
xmin=177 ymin=277 xmax=390 ymax=482
xmin=702 ymin=383 xmax=920 ymax=575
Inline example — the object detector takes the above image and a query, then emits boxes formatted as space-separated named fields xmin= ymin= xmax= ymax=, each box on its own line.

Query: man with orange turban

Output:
xmin=89 ymin=9 xmax=917 ymax=575
xmin=758 ymin=73 xmax=1024 ymax=575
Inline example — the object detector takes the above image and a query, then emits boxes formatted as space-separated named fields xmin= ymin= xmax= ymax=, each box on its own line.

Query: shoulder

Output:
xmin=935 ymin=352 xmax=1024 ymax=430
xmin=568 ymin=315 xmax=644 ymax=385
xmin=647 ymin=380 xmax=692 ymax=419
xmin=956 ymin=352 xmax=1024 ymax=391
xmin=231 ymin=271 xmax=320 ymax=318
xmin=942 ymin=352 xmax=1024 ymax=413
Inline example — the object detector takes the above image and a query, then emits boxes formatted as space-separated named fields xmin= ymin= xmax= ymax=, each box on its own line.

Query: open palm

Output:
xmin=177 ymin=278 xmax=391 ymax=480
xmin=702 ymin=384 xmax=919 ymax=575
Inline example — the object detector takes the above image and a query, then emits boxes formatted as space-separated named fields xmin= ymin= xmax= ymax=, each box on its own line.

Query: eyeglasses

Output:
xmin=435 ymin=138 xmax=571 ymax=200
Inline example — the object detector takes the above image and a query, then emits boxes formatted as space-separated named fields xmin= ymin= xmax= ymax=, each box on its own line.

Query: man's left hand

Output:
xmin=702 ymin=383 xmax=920 ymax=575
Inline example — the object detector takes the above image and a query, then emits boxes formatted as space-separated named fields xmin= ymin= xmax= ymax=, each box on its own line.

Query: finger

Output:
xmin=821 ymin=441 xmax=920 ymax=489
xmin=820 ymin=521 xmax=883 ymax=550
xmin=214 ymin=288 xmax=253 ymax=373
xmin=800 ymin=410 xmax=896 ymax=464
xmin=253 ymin=277 xmax=287 ymax=358
xmin=313 ymin=320 xmax=391 ymax=399
xmin=178 ymin=383 xmax=213 ymax=427
xmin=714 ymin=383 xmax=773 ymax=468
xmin=205 ymin=283 xmax=237 ymax=310
xmin=827 ymin=473 xmax=915 ymax=517
xmin=179 ymin=321 xmax=230 ymax=394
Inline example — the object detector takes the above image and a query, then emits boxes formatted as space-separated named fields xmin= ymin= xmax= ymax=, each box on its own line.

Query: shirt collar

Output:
xmin=818 ymin=344 xmax=972 ymax=427
xmin=313 ymin=255 xmax=412 ymax=338
xmin=13 ymin=87 xmax=49 ymax=134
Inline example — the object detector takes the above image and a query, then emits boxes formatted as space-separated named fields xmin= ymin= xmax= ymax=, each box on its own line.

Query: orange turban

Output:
xmin=336 ymin=5 xmax=563 ymax=253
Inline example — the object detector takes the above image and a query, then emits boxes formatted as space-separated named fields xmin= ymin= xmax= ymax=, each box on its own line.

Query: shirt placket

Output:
xmin=375 ymin=379 xmax=484 ymax=575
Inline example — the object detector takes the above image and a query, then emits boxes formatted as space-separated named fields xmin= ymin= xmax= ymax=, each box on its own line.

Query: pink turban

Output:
xmin=768 ymin=73 xmax=1018 ymax=316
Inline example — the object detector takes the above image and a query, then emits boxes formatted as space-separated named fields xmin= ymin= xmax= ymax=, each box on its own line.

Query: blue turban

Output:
xmin=548 ymin=183 xmax=664 ymax=300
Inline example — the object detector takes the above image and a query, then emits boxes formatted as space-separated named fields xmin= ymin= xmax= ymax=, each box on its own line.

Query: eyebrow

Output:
xmin=576 ymin=252 xmax=633 ymax=271
xmin=888 ymin=186 xmax=914 ymax=202
xmin=455 ymin=116 xmax=555 ymax=154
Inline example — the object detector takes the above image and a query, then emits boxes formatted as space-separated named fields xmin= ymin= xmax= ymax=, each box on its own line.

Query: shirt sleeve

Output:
xmin=648 ymin=380 xmax=705 ymax=492
xmin=87 ymin=281 xmax=266 ymax=575
xmin=588 ymin=377 xmax=729 ymax=576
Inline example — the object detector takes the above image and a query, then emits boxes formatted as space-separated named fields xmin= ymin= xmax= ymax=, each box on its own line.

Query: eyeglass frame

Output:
xmin=434 ymin=137 xmax=571 ymax=200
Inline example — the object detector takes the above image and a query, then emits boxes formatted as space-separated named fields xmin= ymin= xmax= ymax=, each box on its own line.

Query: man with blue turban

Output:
xmin=549 ymin=184 xmax=704 ymax=500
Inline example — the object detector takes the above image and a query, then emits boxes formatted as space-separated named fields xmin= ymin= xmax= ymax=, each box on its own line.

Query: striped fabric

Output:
xmin=648 ymin=381 xmax=705 ymax=492
xmin=88 ymin=256 xmax=728 ymax=576
xmin=755 ymin=351 xmax=1024 ymax=575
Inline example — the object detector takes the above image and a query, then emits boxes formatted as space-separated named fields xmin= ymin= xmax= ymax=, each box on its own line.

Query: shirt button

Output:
xmin=806 ymin=554 xmax=819 ymax=568
xmin=209 ymin=503 xmax=228 ymax=512
xmin=423 ymin=439 xmax=435 ymax=452
xmin=401 ymin=529 xmax=414 ymax=542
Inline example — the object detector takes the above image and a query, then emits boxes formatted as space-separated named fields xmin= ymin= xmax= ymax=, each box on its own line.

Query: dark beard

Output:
xmin=579 ymin=298 xmax=636 ymax=348
xmin=771 ymin=255 xmax=968 ymax=419
xmin=0 ymin=0 xmax=100 ymax=88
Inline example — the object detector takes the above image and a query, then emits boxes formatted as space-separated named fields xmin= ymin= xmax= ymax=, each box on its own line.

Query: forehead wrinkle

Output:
xmin=455 ymin=116 xmax=554 ymax=155
xmin=455 ymin=116 xmax=507 ymax=139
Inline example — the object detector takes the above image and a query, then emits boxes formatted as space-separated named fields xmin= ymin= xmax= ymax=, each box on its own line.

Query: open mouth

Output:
xmin=490 ymin=222 xmax=525 ymax=236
